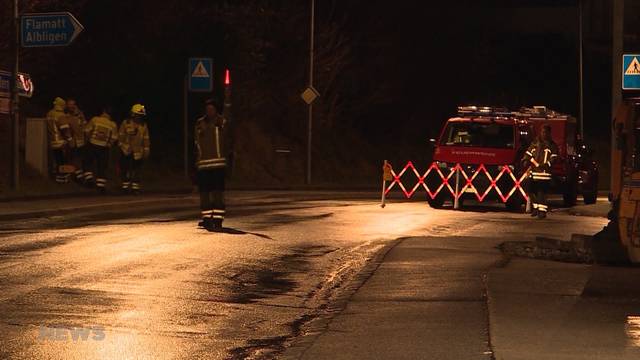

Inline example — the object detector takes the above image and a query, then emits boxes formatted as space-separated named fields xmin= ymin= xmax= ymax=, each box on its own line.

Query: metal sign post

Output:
xmin=11 ymin=0 xmax=20 ymax=189
xmin=183 ymin=75 xmax=189 ymax=178
xmin=10 ymin=10 xmax=83 ymax=189
xmin=307 ymin=0 xmax=315 ymax=185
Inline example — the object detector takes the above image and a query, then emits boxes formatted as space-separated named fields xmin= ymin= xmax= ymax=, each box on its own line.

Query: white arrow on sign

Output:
xmin=66 ymin=12 xmax=84 ymax=44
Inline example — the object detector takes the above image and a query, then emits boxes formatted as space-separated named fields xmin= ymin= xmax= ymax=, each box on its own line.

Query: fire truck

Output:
xmin=428 ymin=106 xmax=598 ymax=210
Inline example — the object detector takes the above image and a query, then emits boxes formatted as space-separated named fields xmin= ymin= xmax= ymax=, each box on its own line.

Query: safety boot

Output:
xmin=530 ymin=209 xmax=538 ymax=217
xmin=537 ymin=211 xmax=547 ymax=219
xmin=205 ymin=219 xmax=220 ymax=232
xmin=199 ymin=218 xmax=214 ymax=230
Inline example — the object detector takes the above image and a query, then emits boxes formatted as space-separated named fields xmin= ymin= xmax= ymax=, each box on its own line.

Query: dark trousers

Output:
xmin=52 ymin=148 xmax=69 ymax=183
xmin=72 ymin=146 xmax=88 ymax=181
xmin=88 ymin=144 xmax=109 ymax=188
xmin=197 ymin=168 xmax=226 ymax=222
xmin=529 ymin=179 xmax=550 ymax=213
xmin=120 ymin=154 xmax=143 ymax=190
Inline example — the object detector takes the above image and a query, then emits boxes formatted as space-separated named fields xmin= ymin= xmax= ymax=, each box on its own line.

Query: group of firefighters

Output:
xmin=46 ymin=98 xmax=150 ymax=194
xmin=46 ymin=95 xmax=232 ymax=231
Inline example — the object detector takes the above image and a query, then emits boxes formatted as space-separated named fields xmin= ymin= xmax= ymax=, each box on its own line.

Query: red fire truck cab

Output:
xmin=429 ymin=106 xmax=598 ymax=210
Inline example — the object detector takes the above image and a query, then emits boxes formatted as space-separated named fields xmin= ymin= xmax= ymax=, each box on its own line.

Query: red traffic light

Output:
xmin=224 ymin=69 xmax=231 ymax=86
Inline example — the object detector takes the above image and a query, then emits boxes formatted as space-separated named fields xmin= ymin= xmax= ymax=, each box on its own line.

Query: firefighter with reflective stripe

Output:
xmin=195 ymin=97 xmax=231 ymax=231
xmin=85 ymin=107 xmax=118 ymax=194
xmin=522 ymin=125 xmax=558 ymax=219
xmin=62 ymin=98 xmax=88 ymax=183
xmin=119 ymin=104 xmax=151 ymax=194
xmin=47 ymin=97 xmax=71 ymax=183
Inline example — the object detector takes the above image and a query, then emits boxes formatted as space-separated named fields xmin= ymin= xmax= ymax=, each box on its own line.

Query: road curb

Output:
xmin=0 ymin=187 xmax=193 ymax=203
xmin=0 ymin=196 xmax=192 ymax=221
xmin=280 ymin=236 xmax=408 ymax=359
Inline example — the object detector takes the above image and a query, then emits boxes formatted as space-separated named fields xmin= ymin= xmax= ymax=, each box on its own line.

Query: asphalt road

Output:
xmin=0 ymin=192 xmax=611 ymax=359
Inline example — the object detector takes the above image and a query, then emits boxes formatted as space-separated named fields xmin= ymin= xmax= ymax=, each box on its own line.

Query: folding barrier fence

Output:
xmin=381 ymin=161 xmax=530 ymax=208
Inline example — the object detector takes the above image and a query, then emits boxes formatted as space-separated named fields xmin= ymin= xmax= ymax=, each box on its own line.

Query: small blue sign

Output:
xmin=21 ymin=12 xmax=84 ymax=48
xmin=0 ymin=71 xmax=11 ymax=98
xmin=188 ymin=58 xmax=213 ymax=92
xmin=623 ymin=54 xmax=640 ymax=90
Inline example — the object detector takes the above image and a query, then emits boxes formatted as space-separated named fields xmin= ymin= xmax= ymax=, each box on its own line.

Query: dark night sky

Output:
xmin=0 ymin=0 xmax=621 ymax=182
xmin=343 ymin=1 xmax=589 ymax=151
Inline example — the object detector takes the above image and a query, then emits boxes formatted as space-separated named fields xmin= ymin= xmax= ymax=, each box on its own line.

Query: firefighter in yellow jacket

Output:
xmin=119 ymin=104 xmax=150 ymax=194
xmin=85 ymin=107 xmax=118 ymax=193
xmin=195 ymin=97 xmax=232 ymax=231
xmin=522 ymin=125 xmax=558 ymax=219
xmin=46 ymin=97 xmax=71 ymax=183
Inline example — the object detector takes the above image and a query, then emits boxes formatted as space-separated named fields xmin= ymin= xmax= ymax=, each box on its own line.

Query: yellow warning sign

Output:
xmin=192 ymin=61 xmax=210 ymax=78
xmin=383 ymin=162 xmax=393 ymax=181
xmin=625 ymin=57 xmax=640 ymax=75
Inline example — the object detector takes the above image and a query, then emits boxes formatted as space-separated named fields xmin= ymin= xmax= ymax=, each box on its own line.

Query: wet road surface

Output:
xmin=0 ymin=193 xmax=611 ymax=359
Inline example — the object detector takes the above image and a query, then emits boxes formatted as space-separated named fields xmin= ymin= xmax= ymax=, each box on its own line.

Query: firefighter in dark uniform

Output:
xmin=194 ymin=98 xmax=232 ymax=231
xmin=522 ymin=125 xmax=558 ymax=219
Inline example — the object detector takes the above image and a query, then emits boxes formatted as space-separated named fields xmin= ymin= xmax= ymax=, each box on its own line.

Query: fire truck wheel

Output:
xmin=563 ymin=188 xmax=578 ymax=207
xmin=427 ymin=195 xmax=446 ymax=209
xmin=505 ymin=197 xmax=524 ymax=212
xmin=583 ymin=191 xmax=597 ymax=205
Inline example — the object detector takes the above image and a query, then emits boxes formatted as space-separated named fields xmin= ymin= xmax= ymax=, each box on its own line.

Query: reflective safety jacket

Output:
xmin=85 ymin=113 xmax=118 ymax=148
xmin=46 ymin=106 xmax=67 ymax=149
xmin=65 ymin=110 xmax=87 ymax=148
xmin=195 ymin=115 xmax=228 ymax=170
xmin=119 ymin=118 xmax=150 ymax=160
xmin=523 ymin=138 xmax=558 ymax=181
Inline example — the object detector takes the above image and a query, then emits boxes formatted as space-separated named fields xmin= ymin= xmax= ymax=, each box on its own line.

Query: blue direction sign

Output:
xmin=21 ymin=12 xmax=84 ymax=47
xmin=188 ymin=58 xmax=213 ymax=92
xmin=623 ymin=54 xmax=640 ymax=90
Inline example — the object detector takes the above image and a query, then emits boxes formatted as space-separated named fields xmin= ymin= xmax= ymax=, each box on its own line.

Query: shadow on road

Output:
xmin=209 ymin=227 xmax=273 ymax=240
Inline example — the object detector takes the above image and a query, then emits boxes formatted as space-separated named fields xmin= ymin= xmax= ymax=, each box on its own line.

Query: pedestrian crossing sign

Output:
xmin=192 ymin=62 xmax=210 ymax=78
xmin=188 ymin=57 xmax=213 ymax=92
xmin=623 ymin=54 xmax=640 ymax=90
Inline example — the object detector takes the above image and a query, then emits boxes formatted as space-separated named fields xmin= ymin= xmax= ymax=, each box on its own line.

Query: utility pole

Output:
xmin=612 ymin=0 xmax=624 ymax=192
xmin=578 ymin=0 xmax=584 ymax=137
xmin=307 ymin=0 xmax=315 ymax=185
xmin=11 ymin=0 xmax=20 ymax=190
xmin=183 ymin=75 xmax=188 ymax=178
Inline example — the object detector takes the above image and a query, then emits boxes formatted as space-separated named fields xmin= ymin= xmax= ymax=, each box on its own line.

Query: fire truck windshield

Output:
xmin=440 ymin=122 xmax=515 ymax=149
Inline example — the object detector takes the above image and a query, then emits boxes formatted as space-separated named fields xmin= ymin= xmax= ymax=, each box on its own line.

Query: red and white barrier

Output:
xmin=382 ymin=161 xmax=530 ymax=206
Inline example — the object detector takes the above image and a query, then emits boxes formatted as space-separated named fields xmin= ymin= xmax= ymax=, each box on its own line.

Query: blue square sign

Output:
xmin=188 ymin=58 xmax=213 ymax=92
xmin=623 ymin=54 xmax=640 ymax=90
